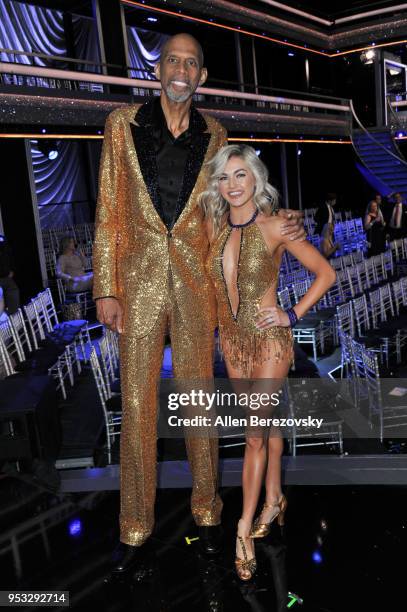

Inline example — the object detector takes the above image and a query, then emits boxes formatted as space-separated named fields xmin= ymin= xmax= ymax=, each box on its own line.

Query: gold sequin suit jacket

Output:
xmin=92 ymin=100 xmax=227 ymax=545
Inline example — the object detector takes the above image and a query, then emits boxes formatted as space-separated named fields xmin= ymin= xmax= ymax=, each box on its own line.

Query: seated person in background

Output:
xmin=56 ymin=236 xmax=93 ymax=293
xmin=364 ymin=198 xmax=386 ymax=256
xmin=0 ymin=236 xmax=20 ymax=314
xmin=315 ymin=193 xmax=340 ymax=258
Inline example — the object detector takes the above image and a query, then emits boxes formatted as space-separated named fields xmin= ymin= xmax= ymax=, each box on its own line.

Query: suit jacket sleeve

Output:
xmin=92 ymin=110 xmax=122 ymax=300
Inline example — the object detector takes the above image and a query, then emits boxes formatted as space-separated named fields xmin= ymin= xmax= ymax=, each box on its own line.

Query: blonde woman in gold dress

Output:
xmin=200 ymin=144 xmax=336 ymax=581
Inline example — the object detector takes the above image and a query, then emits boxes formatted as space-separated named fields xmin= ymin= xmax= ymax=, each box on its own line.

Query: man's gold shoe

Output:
xmin=250 ymin=495 xmax=288 ymax=538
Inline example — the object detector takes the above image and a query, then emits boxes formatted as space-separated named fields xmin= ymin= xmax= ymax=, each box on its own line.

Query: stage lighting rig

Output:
xmin=37 ymin=139 xmax=59 ymax=160
xmin=360 ymin=49 xmax=376 ymax=64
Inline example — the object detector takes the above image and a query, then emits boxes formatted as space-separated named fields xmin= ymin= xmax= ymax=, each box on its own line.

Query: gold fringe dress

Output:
xmin=206 ymin=220 xmax=294 ymax=376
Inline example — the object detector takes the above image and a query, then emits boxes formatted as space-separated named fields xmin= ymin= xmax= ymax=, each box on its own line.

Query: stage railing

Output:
xmin=0 ymin=50 xmax=352 ymax=122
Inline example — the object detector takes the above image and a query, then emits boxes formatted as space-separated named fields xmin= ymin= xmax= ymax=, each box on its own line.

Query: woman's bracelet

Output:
xmin=285 ymin=307 xmax=298 ymax=327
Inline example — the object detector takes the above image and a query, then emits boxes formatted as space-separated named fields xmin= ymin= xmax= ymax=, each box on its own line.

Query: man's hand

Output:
xmin=96 ymin=297 xmax=123 ymax=334
xmin=277 ymin=209 xmax=306 ymax=241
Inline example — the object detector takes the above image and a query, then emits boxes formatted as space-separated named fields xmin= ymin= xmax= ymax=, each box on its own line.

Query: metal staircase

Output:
xmin=350 ymin=100 xmax=407 ymax=200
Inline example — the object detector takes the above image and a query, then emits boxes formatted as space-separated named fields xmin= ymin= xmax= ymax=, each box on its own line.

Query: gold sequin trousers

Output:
xmin=118 ymin=274 xmax=222 ymax=546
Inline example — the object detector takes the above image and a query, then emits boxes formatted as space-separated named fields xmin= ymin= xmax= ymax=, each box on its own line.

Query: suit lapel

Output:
xmin=131 ymin=101 xmax=166 ymax=226
xmin=130 ymin=99 xmax=211 ymax=229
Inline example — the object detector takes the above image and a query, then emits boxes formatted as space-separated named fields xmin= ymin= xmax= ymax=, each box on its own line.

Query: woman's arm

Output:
xmin=283 ymin=238 xmax=336 ymax=319
xmin=56 ymin=256 xmax=72 ymax=283
xmin=364 ymin=213 xmax=373 ymax=230
xmin=256 ymin=218 xmax=336 ymax=328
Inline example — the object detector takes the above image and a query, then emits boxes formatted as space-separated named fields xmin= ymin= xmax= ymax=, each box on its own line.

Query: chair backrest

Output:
xmin=9 ymin=309 xmax=32 ymax=358
xmin=400 ymin=277 xmax=407 ymax=307
xmin=0 ymin=334 xmax=14 ymax=377
xmin=346 ymin=266 xmax=362 ymax=298
xmin=392 ymin=280 xmax=403 ymax=315
xmin=338 ymin=328 xmax=356 ymax=377
xmin=32 ymin=294 xmax=53 ymax=334
xmin=293 ymin=279 xmax=314 ymax=310
xmin=364 ymin=259 xmax=378 ymax=289
xmin=105 ymin=327 xmax=119 ymax=369
xmin=390 ymin=239 xmax=403 ymax=262
xmin=278 ymin=287 xmax=292 ymax=310
xmin=352 ymin=294 xmax=371 ymax=335
xmin=361 ymin=345 xmax=382 ymax=413
xmin=349 ymin=336 xmax=366 ymax=378
xmin=39 ymin=288 xmax=60 ymax=329
xmin=24 ymin=301 xmax=46 ymax=349
xmin=330 ymin=257 xmax=344 ymax=271
xmin=381 ymin=250 xmax=393 ymax=277
xmin=368 ymin=288 xmax=382 ymax=328
xmin=325 ymin=281 xmax=344 ymax=307
xmin=336 ymin=302 xmax=355 ymax=337
xmin=90 ymin=346 xmax=111 ymax=406
xmin=98 ymin=334 xmax=116 ymax=385
xmin=0 ymin=319 xmax=22 ymax=364
xmin=356 ymin=261 xmax=368 ymax=291
xmin=351 ymin=251 xmax=364 ymax=265
xmin=378 ymin=284 xmax=394 ymax=322
xmin=56 ymin=278 xmax=66 ymax=305
xmin=371 ymin=254 xmax=386 ymax=282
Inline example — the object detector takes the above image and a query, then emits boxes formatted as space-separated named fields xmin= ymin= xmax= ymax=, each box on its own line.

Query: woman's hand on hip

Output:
xmin=255 ymin=305 xmax=290 ymax=329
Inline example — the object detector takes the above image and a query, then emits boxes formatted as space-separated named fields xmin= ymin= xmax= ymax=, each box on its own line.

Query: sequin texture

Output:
xmin=92 ymin=103 xmax=228 ymax=545
xmin=206 ymin=222 xmax=294 ymax=376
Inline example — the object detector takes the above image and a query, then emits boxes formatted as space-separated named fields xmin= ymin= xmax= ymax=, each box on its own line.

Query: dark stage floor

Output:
xmin=1 ymin=484 xmax=404 ymax=611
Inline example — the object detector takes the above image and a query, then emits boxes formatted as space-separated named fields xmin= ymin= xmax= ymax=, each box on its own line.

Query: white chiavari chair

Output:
xmin=90 ymin=346 xmax=121 ymax=464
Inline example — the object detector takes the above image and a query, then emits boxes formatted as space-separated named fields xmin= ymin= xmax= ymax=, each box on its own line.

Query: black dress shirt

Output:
xmin=151 ymin=98 xmax=192 ymax=229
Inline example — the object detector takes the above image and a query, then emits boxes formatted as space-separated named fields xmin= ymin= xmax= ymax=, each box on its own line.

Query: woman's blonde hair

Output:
xmin=199 ymin=144 xmax=279 ymax=236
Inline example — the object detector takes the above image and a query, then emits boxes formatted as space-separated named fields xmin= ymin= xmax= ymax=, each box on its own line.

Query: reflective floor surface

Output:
xmin=1 ymin=484 xmax=404 ymax=611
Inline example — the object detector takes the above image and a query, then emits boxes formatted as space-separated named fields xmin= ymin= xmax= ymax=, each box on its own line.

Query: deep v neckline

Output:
xmin=221 ymin=226 xmax=244 ymax=321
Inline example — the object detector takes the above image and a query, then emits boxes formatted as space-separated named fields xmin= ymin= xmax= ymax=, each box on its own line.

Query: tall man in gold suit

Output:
xmin=93 ymin=33 xmax=304 ymax=572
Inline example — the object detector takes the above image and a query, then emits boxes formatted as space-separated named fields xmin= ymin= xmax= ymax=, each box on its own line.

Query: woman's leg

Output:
xmin=250 ymin=356 xmax=291 ymax=524
xmin=224 ymin=356 xmax=259 ymax=573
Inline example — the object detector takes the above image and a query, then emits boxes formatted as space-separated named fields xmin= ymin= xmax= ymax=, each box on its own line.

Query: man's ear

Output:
xmin=198 ymin=67 xmax=208 ymax=86
xmin=154 ymin=63 xmax=161 ymax=81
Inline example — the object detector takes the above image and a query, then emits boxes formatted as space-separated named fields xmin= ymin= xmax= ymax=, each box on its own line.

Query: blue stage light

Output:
xmin=312 ymin=550 xmax=323 ymax=563
xmin=147 ymin=16 xmax=158 ymax=22
xmin=255 ymin=149 xmax=261 ymax=156
xmin=69 ymin=519 xmax=82 ymax=536
xmin=48 ymin=150 xmax=58 ymax=160
xmin=288 ymin=52 xmax=295 ymax=57
xmin=397 ymin=132 xmax=404 ymax=138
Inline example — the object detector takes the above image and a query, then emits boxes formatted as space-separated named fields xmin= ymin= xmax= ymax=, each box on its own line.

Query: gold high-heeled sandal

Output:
xmin=235 ymin=535 xmax=257 ymax=581
xmin=250 ymin=494 xmax=288 ymax=538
